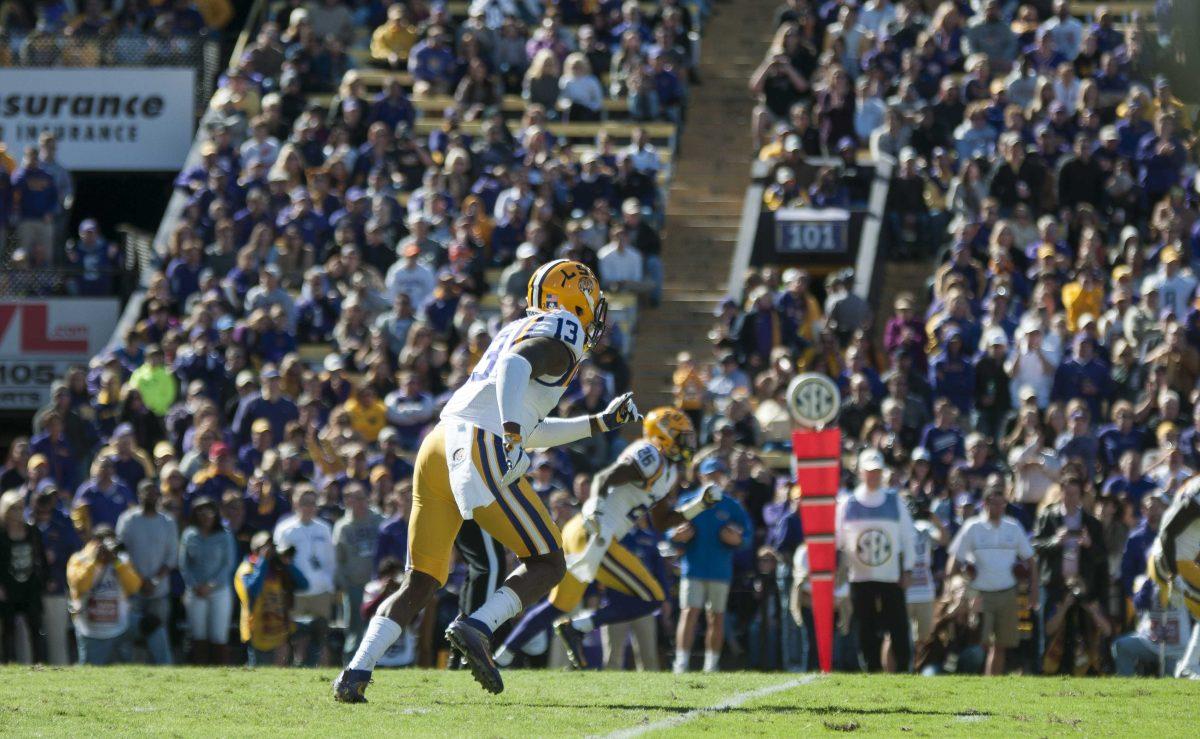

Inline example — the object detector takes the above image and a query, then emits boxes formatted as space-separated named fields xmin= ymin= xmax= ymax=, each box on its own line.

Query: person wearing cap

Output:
xmin=369 ymin=427 xmax=416 ymax=484
xmin=497 ymin=243 xmax=541 ymax=299
xmin=231 ymin=365 xmax=299 ymax=449
xmin=1115 ymin=490 xmax=1169 ymax=598
xmin=245 ymin=264 xmax=297 ymax=330
xmin=65 ymin=218 xmax=119 ymax=296
xmin=385 ymin=239 xmax=437 ymax=308
xmin=274 ymin=486 xmax=336 ymax=667
xmin=187 ymin=442 xmax=247 ymax=512
xmin=29 ymin=487 xmax=81 ymax=664
xmin=836 ymin=447 xmax=917 ymax=672
xmin=66 ymin=523 xmax=143 ymax=665
xmin=179 ymin=495 xmax=237 ymax=665
xmin=671 ymin=456 xmax=752 ymax=673
xmin=947 ymin=481 xmax=1036 ymax=676
xmin=238 ymin=418 xmax=275 ymax=476
xmin=973 ymin=328 xmax=1012 ymax=443
xmin=71 ymin=455 xmax=136 ymax=536
xmin=234 ymin=530 xmax=309 ymax=667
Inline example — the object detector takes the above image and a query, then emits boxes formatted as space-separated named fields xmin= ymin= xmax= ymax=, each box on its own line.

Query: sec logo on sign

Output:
xmin=786 ymin=373 xmax=841 ymax=428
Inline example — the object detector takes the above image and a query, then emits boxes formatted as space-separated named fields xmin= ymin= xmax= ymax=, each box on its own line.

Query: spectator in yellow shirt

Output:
xmin=67 ymin=525 xmax=143 ymax=665
xmin=1062 ymin=269 xmax=1104 ymax=332
xmin=343 ymin=382 xmax=388 ymax=443
xmin=371 ymin=4 xmax=419 ymax=70
xmin=673 ymin=351 xmax=708 ymax=431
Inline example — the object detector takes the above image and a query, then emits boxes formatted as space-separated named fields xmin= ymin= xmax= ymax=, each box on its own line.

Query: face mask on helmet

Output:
xmin=584 ymin=295 xmax=608 ymax=350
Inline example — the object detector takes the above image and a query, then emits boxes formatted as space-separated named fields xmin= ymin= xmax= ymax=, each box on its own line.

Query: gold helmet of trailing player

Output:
xmin=526 ymin=259 xmax=607 ymax=350
xmin=642 ymin=407 xmax=697 ymax=463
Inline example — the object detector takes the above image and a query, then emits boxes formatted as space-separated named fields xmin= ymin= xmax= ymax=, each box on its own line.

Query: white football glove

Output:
xmin=596 ymin=392 xmax=643 ymax=432
xmin=582 ymin=496 xmax=606 ymax=537
xmin=499 ymin=432 xmax=531 ymax=487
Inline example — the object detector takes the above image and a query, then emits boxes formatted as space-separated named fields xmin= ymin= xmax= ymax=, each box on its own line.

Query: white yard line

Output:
xmin=600 ymin=674 xmax=822 ymax=739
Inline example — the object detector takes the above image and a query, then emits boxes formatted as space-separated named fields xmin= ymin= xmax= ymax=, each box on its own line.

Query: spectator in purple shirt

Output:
xmin=408 ymin=27 xmax=457 ymax=95
xmin=72 ymin=456 xmax=136 ymax=534
xmin=12 ymin=146 xmax=58 ymax=264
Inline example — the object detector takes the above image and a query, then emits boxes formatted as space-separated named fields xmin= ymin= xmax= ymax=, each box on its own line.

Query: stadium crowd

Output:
xmin=0 ymin=0 xmax=697 ymax=669
xmin=3 ymin=0 xmax=1198 ymax=679
xmin=672 ymin=0 xmax=1196 ymax=676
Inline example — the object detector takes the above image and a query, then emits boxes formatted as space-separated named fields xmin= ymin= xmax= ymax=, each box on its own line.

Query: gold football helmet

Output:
xmin=526 ymin=259 xmax=607 ymax=349
xmin=643 ymin=407 xmax=697 ymax=463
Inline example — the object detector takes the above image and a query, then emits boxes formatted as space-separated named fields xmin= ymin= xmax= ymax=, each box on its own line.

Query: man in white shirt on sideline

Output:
xmin=274 ymin=485 xmax=337 ymax=666
xmin=835 ymin=448 xmax=917 ymax=672
xmin=947 ymin=483 xmax=1036 ymax=676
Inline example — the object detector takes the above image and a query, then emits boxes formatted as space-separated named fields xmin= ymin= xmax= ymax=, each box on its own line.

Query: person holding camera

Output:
xmin=946 ymin=484 xmax=1036 ymax=675
xmin=66 ymin=524 xmax=143 ymax=665
xmin=180 ymin=496 xmax=237 ymax=665
xmin=234 ymin=531 xmax=308 ymax=667
xmin=1033 ymin=472 xmax=1111 ymax=674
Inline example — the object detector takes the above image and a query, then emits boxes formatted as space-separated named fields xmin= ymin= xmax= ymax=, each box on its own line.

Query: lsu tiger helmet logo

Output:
xmin=643 ymin=406 xmax=697 ymax=463
xmin=526 ymin=259 xmax=607 ymax=349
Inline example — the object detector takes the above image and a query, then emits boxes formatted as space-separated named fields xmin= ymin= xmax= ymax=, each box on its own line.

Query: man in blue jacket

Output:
xmin=670 ymin=457 xmax=752 ymax=673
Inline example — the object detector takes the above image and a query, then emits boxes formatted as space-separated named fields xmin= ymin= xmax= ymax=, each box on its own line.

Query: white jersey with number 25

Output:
xmin=441 ymin=309 xmax=586 ymax=437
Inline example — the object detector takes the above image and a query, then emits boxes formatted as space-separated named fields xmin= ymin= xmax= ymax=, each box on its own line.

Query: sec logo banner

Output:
xmin=786 ymin=373 xmax=841 ymax=428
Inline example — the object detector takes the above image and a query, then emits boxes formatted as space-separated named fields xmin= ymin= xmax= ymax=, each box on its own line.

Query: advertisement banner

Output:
xmin=0 ymin=68 xmax=195 ymax=171
xmin=0 ymin=299 xmax=119 ymax=409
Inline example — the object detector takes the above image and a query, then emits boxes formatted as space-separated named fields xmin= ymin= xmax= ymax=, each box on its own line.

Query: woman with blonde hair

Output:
xmin=0 ymin=489 xmax=47 ymax=663
xmin=558 ymin=52 xmax=605 ymax=121
xmin=522 ymin=48 xmax=561 ymax=111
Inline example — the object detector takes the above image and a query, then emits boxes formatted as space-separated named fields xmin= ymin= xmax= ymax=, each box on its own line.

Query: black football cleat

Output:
xmin=553 ymin=618 xmax=589 ymax=670
xmin=446 ymin=618 xmax=504 ymax=694
xmin=332 ymin=668 xmax=372 ymax=703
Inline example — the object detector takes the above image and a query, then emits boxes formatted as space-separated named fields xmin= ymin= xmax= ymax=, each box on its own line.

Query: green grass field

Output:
xmin=0 ymin=666 xmax=1190 ymax=736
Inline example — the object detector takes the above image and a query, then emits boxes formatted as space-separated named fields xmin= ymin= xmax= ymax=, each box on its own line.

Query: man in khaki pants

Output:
xmin=947 ymin=484 xmax=1036 ymax=675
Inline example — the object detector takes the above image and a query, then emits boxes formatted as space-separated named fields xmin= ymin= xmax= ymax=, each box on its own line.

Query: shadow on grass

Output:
xmin=437 ymin=698 xmax=993 ymax=719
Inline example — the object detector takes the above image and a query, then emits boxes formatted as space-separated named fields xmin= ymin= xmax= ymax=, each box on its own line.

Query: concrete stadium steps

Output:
xmin=627 ymin=0 xmax=777 ymax=406
xmin=872 ymin=261 xmax=936 ymax=324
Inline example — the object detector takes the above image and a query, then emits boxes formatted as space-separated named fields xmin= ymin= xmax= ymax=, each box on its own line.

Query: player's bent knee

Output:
xmin=524 ymin=548 xmax=567 ymax=584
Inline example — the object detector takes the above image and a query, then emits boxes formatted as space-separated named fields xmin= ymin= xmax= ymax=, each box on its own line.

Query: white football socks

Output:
xmin=703 ymin=650 xmax=720 ymax=672
xmin=673 ymin=648 xmax=689 ymax=673
xmin=493 ymin=645 xmax=514 ymax=667
xmin=469 ymin=586 xmax=523 ymax=634
xmin=347 ymin=615 xmax=403 ymax=672
xmin=570 ymin=614 xmax=595 ymax=633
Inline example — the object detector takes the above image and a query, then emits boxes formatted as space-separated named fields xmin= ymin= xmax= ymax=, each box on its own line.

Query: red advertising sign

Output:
xmin=0 ymin=299 xmax=119 ymax=409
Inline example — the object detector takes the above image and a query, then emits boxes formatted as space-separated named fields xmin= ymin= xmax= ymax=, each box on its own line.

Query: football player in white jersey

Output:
xmin=1148 ymin=475 xmax=1200 ymax=678
xmin=493 ymin=407 xmax=721 ymax=670
xmin=335 ymin=260 xmax=641 ymax=700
